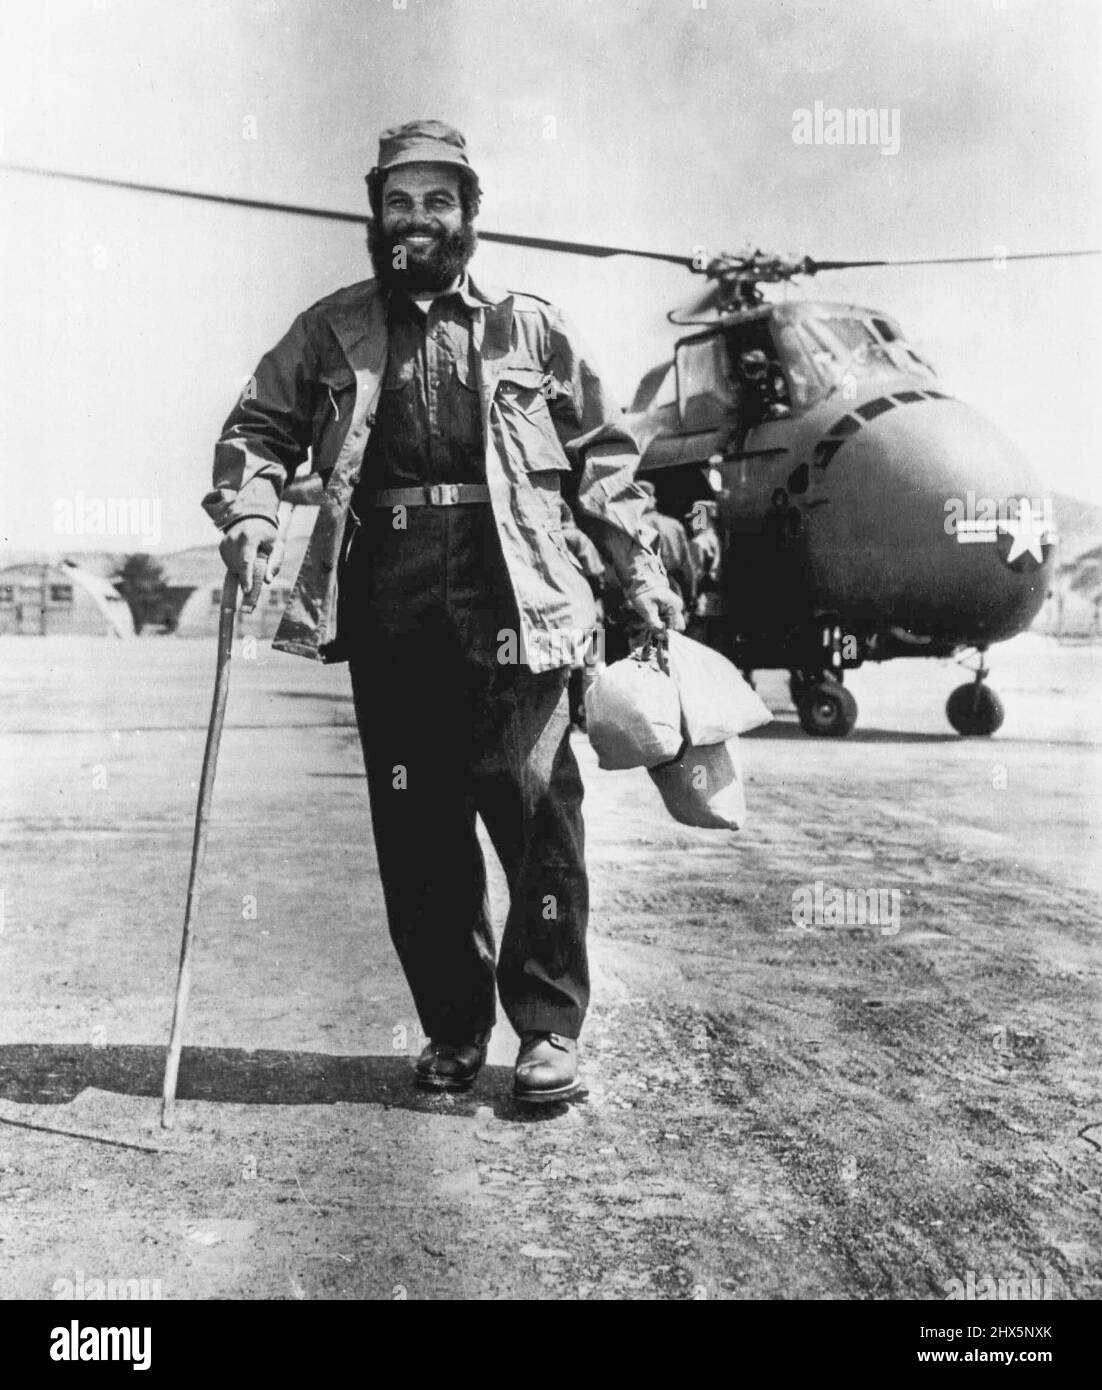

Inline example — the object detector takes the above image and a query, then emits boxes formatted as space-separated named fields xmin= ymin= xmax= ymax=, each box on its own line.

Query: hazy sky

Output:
xmin=1 ymin=0 xmax=1098 ymax=554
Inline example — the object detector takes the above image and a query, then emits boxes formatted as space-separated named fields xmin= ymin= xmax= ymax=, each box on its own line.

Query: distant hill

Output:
xmin=1035 ymin=495 xmax=1102 ymax=638
xmin=0 ymin=533 xmax=312 ymax=589
xmin=1052 ymin=492 xmax=1102 ymax=562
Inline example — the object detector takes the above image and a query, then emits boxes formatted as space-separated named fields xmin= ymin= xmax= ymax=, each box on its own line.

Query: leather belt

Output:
xmin=360 ymin=484 xmax=491 ymax=508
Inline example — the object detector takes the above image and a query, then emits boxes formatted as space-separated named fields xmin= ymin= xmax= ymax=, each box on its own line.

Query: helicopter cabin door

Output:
xmin=715 ymin=317 xmax=809 ymax=660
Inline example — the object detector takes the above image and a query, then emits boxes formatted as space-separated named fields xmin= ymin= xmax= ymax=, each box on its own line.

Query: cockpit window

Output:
xmin=793 ymin=313 xmax=948 ymax=394
xmin=899 ymin=345 xmax=938 ymax=380
xmin=771 ymin=322 xmax=825 ymax=409
xmin=676 ymin=334 xmax=738 ymax=430
xmin=871 ymin=317 xmax=939 ymax=381
xmin=653 ymin=362 xmax=677 ymax=409
xmin=803 ymin=316 xmax=898 ymax=382
xmin=768 ymin=314 xmax=942 ymax=408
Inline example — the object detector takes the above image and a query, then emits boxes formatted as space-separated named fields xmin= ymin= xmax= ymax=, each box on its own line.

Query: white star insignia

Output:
xmin=1001 ymin=497 xmax=1052 ymax=565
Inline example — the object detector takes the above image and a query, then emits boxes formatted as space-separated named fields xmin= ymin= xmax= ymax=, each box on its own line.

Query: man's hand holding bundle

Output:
xmin=629 ymin=584 xmax=686 ymax=634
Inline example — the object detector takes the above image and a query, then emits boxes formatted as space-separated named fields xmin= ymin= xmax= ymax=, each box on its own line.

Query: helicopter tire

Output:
xmin=946 ymin=682 xmax=1004 ymax=737
xmin=796 ymin=680 xmax=858 ymax=738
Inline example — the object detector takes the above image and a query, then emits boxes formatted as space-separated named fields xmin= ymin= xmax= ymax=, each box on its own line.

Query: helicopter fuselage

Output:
xmin=631 ymin=300 xmax=1056 ymax=684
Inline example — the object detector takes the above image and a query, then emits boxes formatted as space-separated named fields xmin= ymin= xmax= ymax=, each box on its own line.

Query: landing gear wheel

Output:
xmin=796 ymin=680 xmax=858 ymax=738
xmin=946 ymin=682 xmax=1004 ymax=736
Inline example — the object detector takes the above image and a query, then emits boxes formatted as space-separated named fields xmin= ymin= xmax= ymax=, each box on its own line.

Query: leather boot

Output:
xmin=514 ymin=1031 xmax=579 ymax=1104
xmin=414 ymin=1033 xmax=490 ymax=1092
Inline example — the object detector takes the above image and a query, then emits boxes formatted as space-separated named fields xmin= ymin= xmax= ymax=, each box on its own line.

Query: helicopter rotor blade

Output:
xmin=6 ymin=162 xmax=1096 ymax=318
xmin=479 ymin=229 xmax=692 ymax=265
xmin=666 ymin=245 xmax=1101 ymax=323
xmin=0 ymin=163 xmax=697 ymax=267
xmin=806 ymin=249 xmax=1100 ymax=272
xmin=0 ymin=164 xmax=369 ymax=227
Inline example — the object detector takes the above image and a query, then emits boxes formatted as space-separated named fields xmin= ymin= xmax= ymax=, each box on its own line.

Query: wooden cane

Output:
xmin=160 ymin=555 xmax=266 ymax=1128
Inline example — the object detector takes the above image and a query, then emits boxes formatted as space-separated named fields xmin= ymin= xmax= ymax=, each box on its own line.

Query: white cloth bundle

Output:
xmin=584 ymin=642 xmax=683 ymax=770
xmin=585 ymin=630 xmax=770 ymax=832
xmin=647 ymin=738 xmax=747 ymax=831
xmin=664 ymin=631 xmax=772 ymax=741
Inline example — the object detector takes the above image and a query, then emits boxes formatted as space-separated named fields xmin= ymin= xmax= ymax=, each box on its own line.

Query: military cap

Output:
xmin=366 ymin=119 xmax=481 ymax=213
xmin=377 ymin=119 xmax=475 ymax=174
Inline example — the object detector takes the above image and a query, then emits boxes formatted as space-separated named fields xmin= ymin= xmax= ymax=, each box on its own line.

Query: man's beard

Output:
xmin=368 ymin=218 xmax=478 ymax=294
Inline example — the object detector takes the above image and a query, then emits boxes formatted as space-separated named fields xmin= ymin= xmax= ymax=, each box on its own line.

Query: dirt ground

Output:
xmin=0 ymin=631 xmax=1099 ymax=1301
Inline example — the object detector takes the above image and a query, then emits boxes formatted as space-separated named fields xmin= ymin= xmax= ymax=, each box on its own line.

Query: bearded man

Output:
xmin=205 ymin=120 xmax=683 ymax=1104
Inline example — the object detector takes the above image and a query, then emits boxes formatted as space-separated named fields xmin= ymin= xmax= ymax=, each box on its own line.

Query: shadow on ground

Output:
xmin=277 ymin=690 xmax=354 ymax=704
xmin=745 ymin=718 xmax=1092 ymax=747
xmin=0 ymin=1044 xmax=576 ymax=1121
xmin=745 ymin=718 xmax=958 ymax=744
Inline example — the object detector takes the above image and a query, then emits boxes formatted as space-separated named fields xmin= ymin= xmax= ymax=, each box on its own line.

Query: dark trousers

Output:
xmin=345 ymin=505 xmax=590 ymax=1041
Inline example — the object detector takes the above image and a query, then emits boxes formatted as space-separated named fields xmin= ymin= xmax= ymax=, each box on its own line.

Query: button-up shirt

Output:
xmin=360 ymin=278 xmax=490 ymax=490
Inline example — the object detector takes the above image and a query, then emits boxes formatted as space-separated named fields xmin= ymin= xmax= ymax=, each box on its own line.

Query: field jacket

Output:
xmin=203 ymin=273 xmax=667 ymax=669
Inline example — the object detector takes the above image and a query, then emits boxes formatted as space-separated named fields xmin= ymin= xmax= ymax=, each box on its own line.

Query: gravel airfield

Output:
xmin=1 ymin=632 xmax=1098 ymax=1301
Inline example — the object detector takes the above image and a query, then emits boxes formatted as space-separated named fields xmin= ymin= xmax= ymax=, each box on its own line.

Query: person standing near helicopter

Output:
xmin=205 ymin=121 xmax=684 ymax=1104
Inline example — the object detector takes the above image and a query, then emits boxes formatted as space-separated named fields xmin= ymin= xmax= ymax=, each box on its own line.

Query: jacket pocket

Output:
xmin=494 ymin=367 xmax=570 ymax=472
xmin=313 ymin=365 xmax=356 ymax=472
xmin=318 ymin=362 xmax=356 ymax=403
xmin=496 ymin=366 xmax=552 ymax=415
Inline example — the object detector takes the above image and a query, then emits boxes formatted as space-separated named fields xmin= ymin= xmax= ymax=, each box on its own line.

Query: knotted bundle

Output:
xmin=585 ymin=631 xmax=771 ymax=829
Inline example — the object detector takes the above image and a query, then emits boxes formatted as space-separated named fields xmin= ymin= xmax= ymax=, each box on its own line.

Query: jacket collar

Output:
xmin=321 ymin=271 xmax=510 ymax=382
xmin=464 ymin=269 xmax=509 ymax=307
xmin=385 ymin=271 xmax=503 ymax=320
xmin=393 ymin=269 xmax=508 ymax=309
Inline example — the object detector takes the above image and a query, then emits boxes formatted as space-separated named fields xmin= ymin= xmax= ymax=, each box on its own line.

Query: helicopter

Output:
xmin=3 ymin=164 xmax=1095 ymax=737
xmin=619 ymin=247 xmax=1072 ymax=737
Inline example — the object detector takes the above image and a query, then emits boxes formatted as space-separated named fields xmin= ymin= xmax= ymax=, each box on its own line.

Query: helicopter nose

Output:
xmin=796 ymin=391 xmax=1056 ymax=643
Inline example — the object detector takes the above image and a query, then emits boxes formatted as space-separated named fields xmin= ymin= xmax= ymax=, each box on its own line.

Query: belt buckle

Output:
xmin=426 ymin=483 xmax=460 ymax=506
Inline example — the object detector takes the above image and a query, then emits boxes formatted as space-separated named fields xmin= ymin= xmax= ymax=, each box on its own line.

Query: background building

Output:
xmin=0 ymin=560 xmax=134 ymax=637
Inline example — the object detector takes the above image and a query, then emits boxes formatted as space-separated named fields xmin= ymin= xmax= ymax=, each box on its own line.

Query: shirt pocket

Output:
xmin=451 ymin=352 xmax=480 ymax=401
xmin=450 ymin=336 xmax=479 ymax=391
xmin=381 ymin=353 xmax=416 ymax=392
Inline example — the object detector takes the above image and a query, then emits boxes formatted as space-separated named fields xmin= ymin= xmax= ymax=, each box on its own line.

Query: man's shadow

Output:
xmin=0 ymin=1044 xmax=566 ymax=1120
